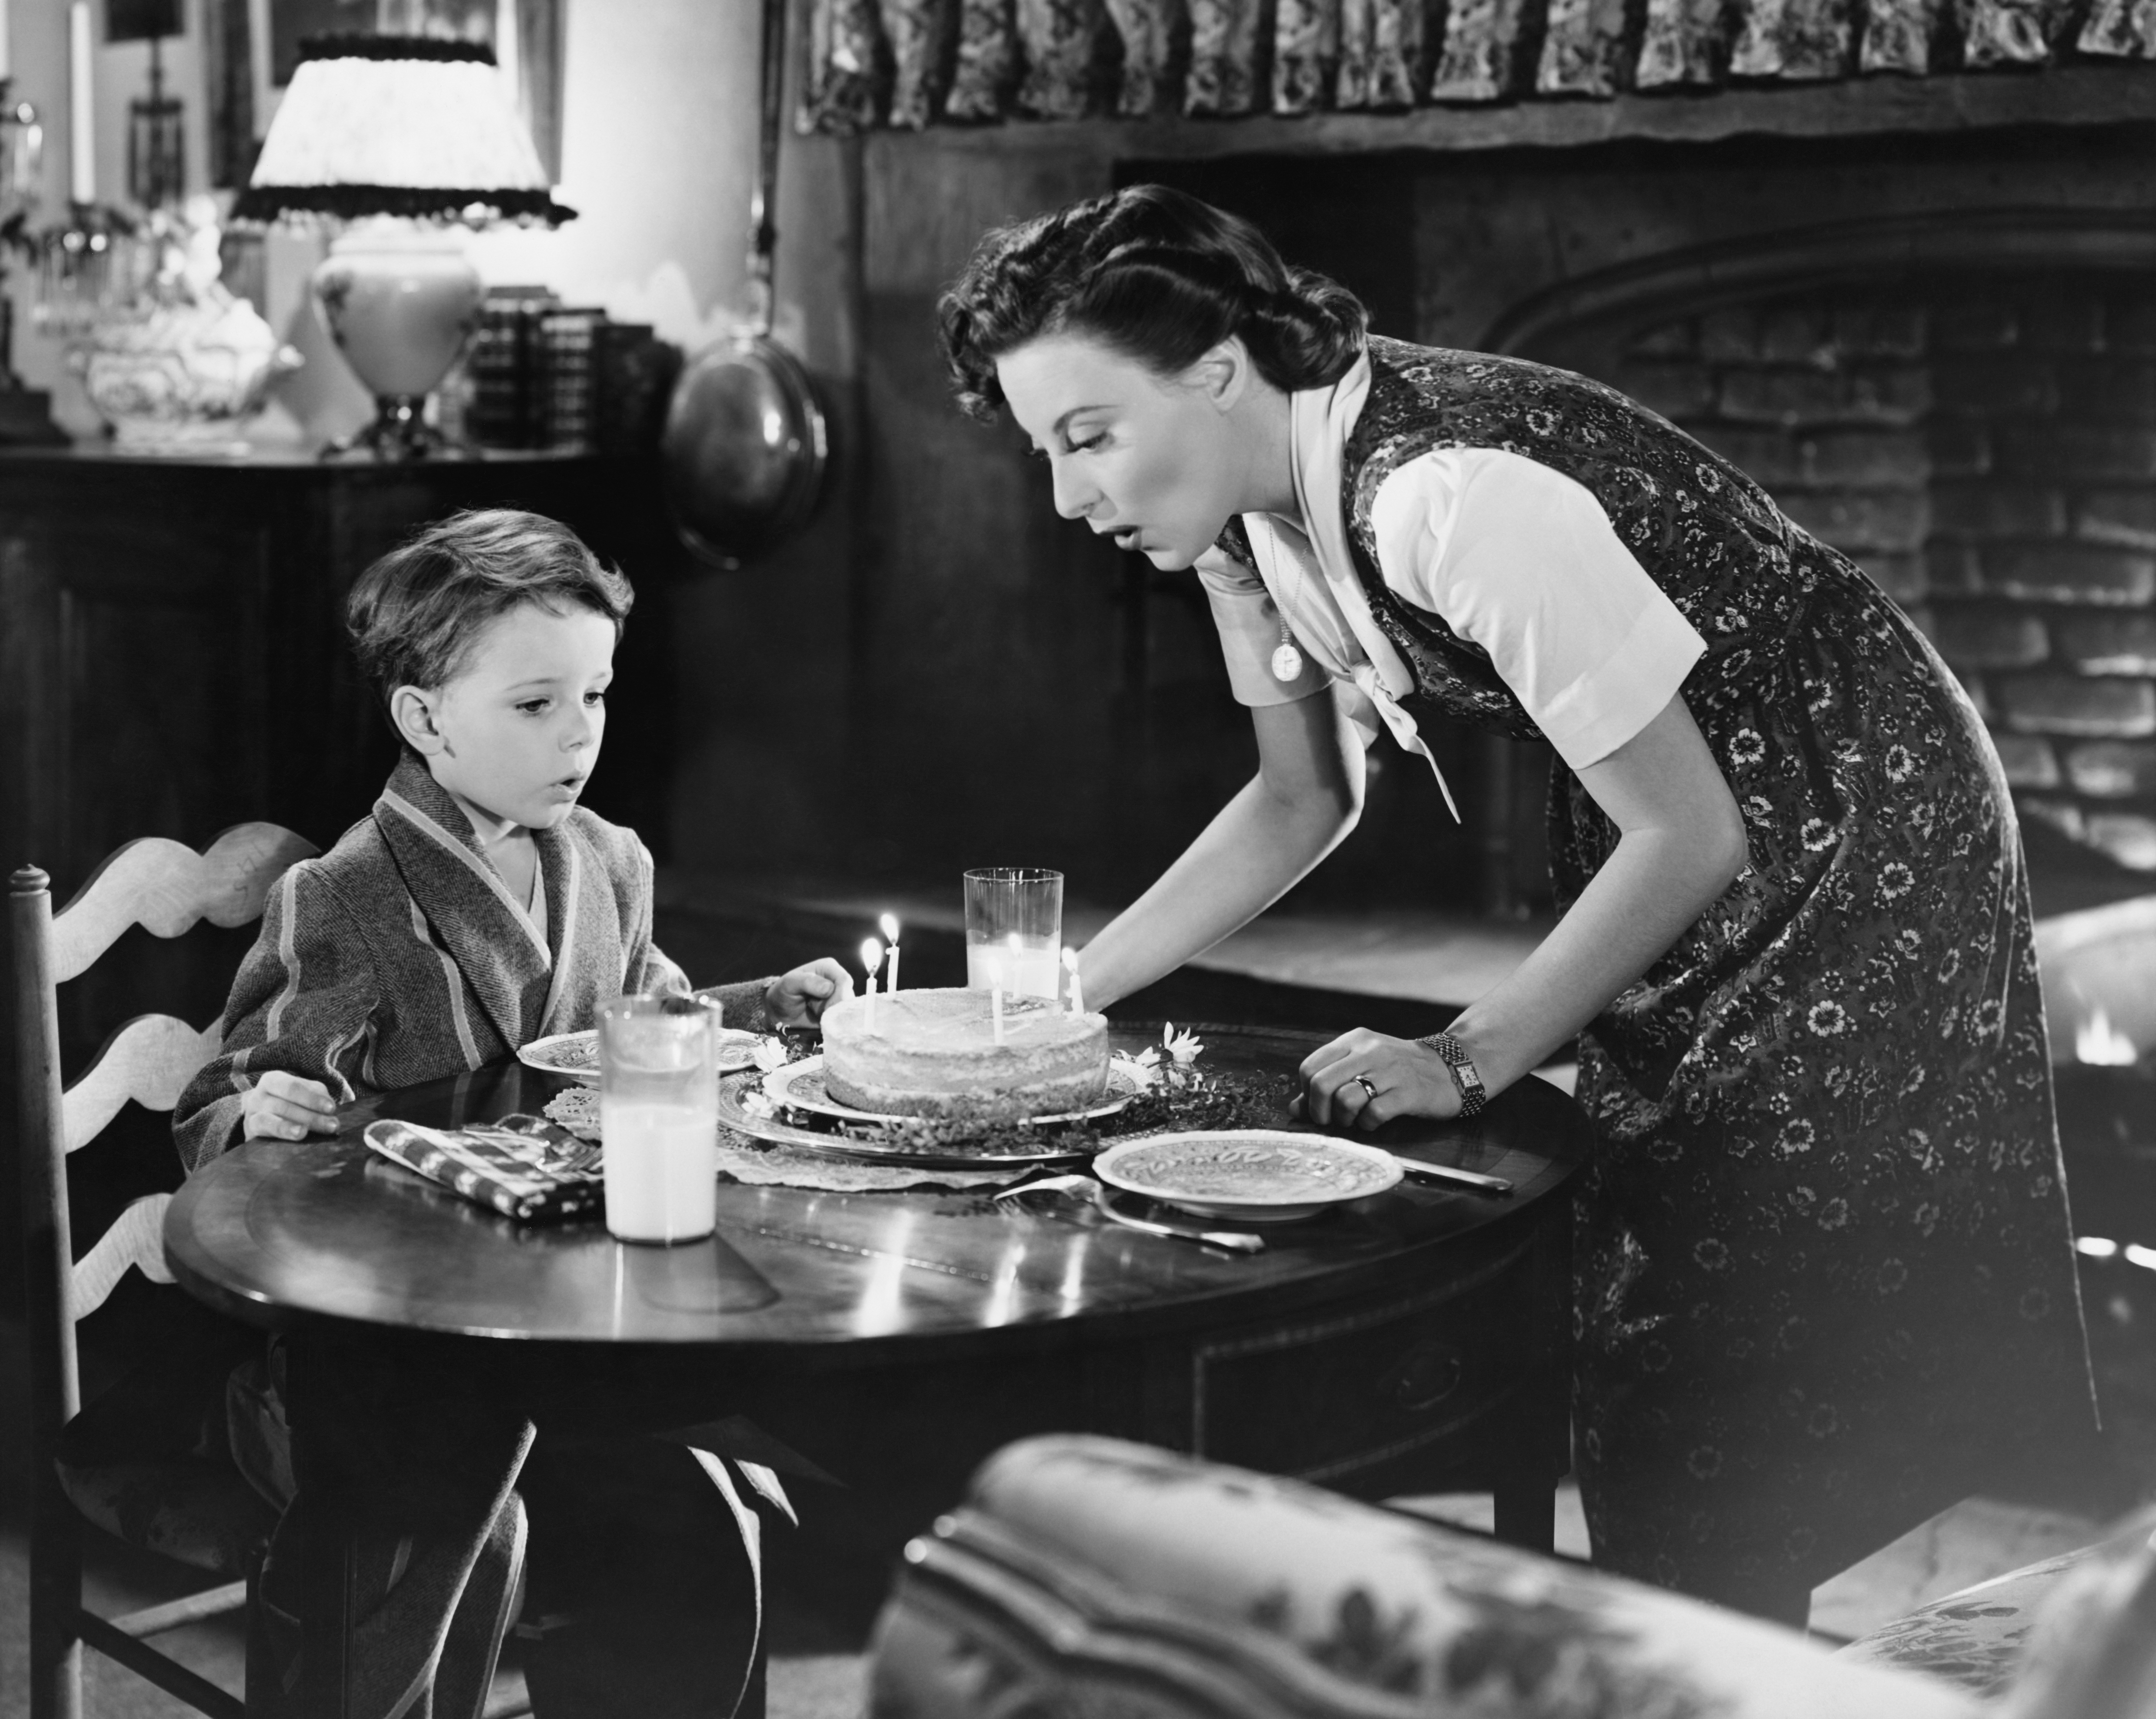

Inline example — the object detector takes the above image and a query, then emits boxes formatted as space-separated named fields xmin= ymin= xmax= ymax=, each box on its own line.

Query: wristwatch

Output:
xmin=1417 ymin=1031 xmax=1488 ymax=1118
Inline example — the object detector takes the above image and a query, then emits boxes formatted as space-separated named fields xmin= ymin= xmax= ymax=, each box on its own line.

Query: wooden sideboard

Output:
xmin=0 ymin=444 xmax=690 ymax=1314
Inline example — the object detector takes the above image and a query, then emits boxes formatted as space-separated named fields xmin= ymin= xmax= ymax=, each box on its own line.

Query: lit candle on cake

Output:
xmin=860 ymin=937 xmax=882 ymax=1031
xmin=879 ymin=913 xmax=901 ymax=992
xmin=990 ymin=953 xmax=1005 ymax=1044
xmin=1062 ymin=946 xmax=1084 ymax=1017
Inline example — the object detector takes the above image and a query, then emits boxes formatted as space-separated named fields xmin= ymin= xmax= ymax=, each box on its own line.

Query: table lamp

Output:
xmin=232 ymin=34 xmax=572 ymax=459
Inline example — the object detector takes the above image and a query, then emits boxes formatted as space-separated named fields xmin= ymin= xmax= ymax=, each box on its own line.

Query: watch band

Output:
xmin=1417 ymin=1031 xmax=1488 ymax=1117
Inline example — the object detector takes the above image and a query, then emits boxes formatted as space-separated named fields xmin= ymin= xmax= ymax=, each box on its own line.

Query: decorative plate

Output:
xmin=1093 ymin=1130 xmax=1402 ymax=1223
xmin=761 ymin=1055 xmax=1136 ymax=1127
xmin=713 ymin=1070 xmax=1108 ymax=1170
xmin=518 ymin=1026 xmax=770 ymax=1084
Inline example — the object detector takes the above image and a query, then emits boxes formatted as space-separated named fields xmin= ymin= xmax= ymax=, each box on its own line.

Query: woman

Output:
xmin=937 ymin=185 xmax=2097 ymax=1624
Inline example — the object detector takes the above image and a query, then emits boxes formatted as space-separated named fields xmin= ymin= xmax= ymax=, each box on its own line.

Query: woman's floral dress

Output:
xmin=1329 ymin=337 xmax=2094 ymax=1603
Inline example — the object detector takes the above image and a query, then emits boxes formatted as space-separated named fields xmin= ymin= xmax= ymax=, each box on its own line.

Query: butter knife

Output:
xmin=1385 ymin=1154 xmax=1513 ymax=1195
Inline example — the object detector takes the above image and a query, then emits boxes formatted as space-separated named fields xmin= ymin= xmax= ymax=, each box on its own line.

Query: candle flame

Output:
xmin=879 ymin=912 xmax=900 ymax=943
xmin=2077 ymin=1005 xmax=2137 ymax=1066
xmin=1062 ymin=947 xmax=1079 ymax=971
xmin=860 ymin=938 xmax=883 ymax=975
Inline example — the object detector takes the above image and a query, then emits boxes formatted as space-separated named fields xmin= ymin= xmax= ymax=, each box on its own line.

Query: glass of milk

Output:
xmin=964 ymin=868 xmax=1063 ymax=999
xmin=598 ymin=995 xmax=718 ymax=1245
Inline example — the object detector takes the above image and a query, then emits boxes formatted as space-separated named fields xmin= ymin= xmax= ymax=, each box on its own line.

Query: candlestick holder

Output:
xmin=0 ymin=81 xmax=63 ymax=443
xmin=112 ymin=0 xmax=185 ymax=209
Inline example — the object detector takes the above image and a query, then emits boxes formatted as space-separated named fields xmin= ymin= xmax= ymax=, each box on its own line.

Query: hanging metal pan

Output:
xmin=661 ymin=0 xmax=828 ymax=567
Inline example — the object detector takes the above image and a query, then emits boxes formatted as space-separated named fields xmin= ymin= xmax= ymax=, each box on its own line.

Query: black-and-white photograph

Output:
xmin=0 ymin=0 xmax=2151 ymax=1714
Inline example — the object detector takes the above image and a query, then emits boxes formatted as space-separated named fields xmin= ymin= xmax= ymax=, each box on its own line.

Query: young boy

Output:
xmin=176 ymin=507 xmax=842 ymax=1159
xmin=169 ymin=508 xmax=847 ymax=1719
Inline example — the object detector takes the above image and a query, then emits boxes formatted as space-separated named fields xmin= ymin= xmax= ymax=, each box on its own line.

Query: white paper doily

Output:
xmin=540 ymin=1086 xmax=1022 ymax=1194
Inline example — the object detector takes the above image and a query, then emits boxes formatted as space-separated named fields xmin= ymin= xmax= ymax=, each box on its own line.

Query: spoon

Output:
xmin=994 ymin=1176 xmax=1266 ymax=1254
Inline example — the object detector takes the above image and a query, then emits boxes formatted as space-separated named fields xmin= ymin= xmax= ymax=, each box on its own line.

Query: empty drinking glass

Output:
xmin=598 ymin=994 xmax=718 ymax=1245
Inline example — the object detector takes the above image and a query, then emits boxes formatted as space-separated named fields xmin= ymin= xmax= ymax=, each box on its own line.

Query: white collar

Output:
xmin=1239 ymin=351 xmax=1457 ymax=819
xmin=1285 ymin=351 xmax=1415 ymax=702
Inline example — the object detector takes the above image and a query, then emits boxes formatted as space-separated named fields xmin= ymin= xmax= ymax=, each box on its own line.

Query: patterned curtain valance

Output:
xmin=799 ymin=0 xmax=2156 ymax=131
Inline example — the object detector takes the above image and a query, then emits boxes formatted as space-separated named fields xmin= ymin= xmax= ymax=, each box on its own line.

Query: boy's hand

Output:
xmin=765 ymin=959 xmax=854 ymax=1027
xmin=241 ymin=1071 xmax=341 ymax=1142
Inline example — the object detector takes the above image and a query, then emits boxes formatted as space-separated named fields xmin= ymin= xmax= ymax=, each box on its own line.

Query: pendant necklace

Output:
xmin=1272 ymin=624 xmax=1305 ymax=683
xmin=1256 ymin=524 xmax=1308 ymax=682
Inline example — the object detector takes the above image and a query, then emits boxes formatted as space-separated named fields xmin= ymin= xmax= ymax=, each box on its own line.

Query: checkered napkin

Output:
xmin=362 ymin=1114 xmax=604 ymax=1222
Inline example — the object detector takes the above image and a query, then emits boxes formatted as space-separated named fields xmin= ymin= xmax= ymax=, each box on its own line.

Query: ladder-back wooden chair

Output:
xmin=13 ymin=823 xmax=318 ymax=1719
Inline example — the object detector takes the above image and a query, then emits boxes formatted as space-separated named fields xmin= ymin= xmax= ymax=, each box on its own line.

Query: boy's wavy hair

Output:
xmin=346 ymin=508 xmax=634 ymax=705
xmin=937 ymin=184 xmax=1369 ymax=421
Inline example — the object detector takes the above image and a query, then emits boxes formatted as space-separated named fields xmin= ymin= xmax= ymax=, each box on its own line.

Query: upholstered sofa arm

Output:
xmin=867 ymin=1436 xmax=1985 ymax=1719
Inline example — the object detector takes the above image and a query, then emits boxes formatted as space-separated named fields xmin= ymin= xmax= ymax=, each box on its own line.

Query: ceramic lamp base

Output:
xmin=312 ymin=225 xmax=483 ymax=463
xmin=322 ymin=394 xmax=470 ymax=462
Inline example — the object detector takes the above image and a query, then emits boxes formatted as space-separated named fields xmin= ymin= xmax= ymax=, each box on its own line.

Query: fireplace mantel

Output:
xmin=871 ymin=64 xmax=2154 ymax=162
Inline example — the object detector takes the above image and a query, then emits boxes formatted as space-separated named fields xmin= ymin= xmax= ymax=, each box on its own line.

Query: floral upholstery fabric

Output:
xmin=1229 ymin=336 xmax=2097 ymax=1599
xmin=867 ymin=1435 xmax=1985 ymax=1719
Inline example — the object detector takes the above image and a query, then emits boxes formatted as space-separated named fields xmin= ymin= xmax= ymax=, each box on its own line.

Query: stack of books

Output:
xmin=458 ymin=293 xmax=681 ymax=456
xmin=538 ymin=307 xmax=604 ymax=452
xmin=465 ymin=285 xmax=560 ymax=449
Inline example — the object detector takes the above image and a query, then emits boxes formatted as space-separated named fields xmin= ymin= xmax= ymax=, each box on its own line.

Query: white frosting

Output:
xmin=821 ymin=987 xmax=1109 ymax=1118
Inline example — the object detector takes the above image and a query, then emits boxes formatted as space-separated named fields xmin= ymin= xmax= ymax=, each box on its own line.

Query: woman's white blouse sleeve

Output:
xmin=1369 ymin=448 xmax=1706 ymax=770
xmin=1194 ymin=546 xmax=1329 ymax=706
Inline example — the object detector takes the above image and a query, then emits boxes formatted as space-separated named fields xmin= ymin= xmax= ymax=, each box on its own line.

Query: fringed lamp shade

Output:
xmin=232 ymin=35 xmax=573 ymax=229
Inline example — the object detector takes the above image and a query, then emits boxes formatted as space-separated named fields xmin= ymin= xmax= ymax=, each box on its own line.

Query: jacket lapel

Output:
xmin=530 ymin=818 xmax=641 ymax=1036
xmin=374 ymin=752 xmax=550 ymax=1053
xmin=533 ymin=822 xmax=583 ymax=1037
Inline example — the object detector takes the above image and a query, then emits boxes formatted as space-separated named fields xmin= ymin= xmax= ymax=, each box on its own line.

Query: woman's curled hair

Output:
xmin=937 ymin=184 xmax=1369 ymax=421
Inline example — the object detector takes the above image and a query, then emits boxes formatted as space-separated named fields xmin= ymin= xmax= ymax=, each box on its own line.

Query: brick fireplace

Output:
xmin=1588 ymin=268 xmax=2156 ymax=874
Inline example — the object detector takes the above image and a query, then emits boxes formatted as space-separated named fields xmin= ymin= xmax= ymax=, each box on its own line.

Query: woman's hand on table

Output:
xmin=764 ymin=958 xmax=856 ymax=1026
xmin=241 ymin=1071 xmax=342 ymax=1142
xmin=1296 ymin=1030 xmax=1460 ymax=1130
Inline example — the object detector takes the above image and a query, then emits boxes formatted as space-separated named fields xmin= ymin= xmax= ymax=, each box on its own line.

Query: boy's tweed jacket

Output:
xmin=175 ymin=749 xmax=772 ymax=1171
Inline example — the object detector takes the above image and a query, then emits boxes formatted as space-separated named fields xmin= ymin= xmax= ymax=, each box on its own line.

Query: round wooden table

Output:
xmin=164 ymin=1023 xmax=1590 ymax=1713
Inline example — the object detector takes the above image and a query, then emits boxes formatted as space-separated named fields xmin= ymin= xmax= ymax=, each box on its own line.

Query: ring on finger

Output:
xmin=1351 ymin=1075 xmax=1379 ymax=1103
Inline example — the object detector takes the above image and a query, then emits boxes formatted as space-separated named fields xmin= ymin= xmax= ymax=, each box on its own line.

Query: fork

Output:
xmin=994 ymin=1176 xmax=1266 ymax=1254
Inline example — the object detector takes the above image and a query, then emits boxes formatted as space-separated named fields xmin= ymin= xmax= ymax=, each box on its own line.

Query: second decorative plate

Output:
xmin=518 ymin=1026 xmax=770 ymax=1084
xmin=1094 ymin=1130 xmax=1402 ymax=1223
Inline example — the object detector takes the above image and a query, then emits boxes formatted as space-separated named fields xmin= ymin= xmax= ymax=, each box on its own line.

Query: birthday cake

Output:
xmin=819 ymin=987 xmax=1110 ymax=1119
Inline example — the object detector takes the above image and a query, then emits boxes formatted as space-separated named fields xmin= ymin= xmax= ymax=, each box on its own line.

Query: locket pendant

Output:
xmin=1271 ymin=636 xmax=1305 ymax=682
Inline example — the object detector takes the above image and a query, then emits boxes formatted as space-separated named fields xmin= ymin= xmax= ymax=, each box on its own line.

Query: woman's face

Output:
xmin=996 ymin=331 xmax=1254 ymax=571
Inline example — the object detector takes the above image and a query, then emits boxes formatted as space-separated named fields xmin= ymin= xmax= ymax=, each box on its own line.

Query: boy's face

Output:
xmin=401 ymin=600 xmax=617 ymax=831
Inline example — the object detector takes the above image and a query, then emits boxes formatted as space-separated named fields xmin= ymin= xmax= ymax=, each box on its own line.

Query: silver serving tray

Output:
xmin=714 ymin=1064 xmax=1136 ymax=1170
